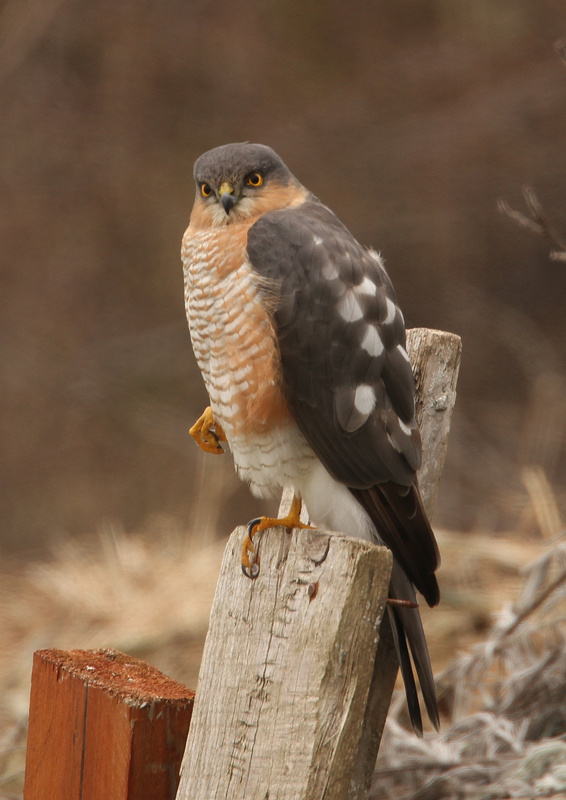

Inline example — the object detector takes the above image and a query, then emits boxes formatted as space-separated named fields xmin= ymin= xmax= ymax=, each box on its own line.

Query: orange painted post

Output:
xmin=24 ymin=648 xmax=194 ymax=800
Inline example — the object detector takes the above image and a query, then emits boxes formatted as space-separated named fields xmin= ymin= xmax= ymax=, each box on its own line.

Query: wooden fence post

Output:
xmin=24 ymin=648 xmax=194 ymax=800
xmin=176 ymin=328 xmax=462 ymax=800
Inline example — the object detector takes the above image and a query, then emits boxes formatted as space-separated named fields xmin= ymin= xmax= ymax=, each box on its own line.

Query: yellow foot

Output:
xmin=241 ymin=494 xmax=315 ymax=579
xmin=189 ymin=406 xmax=227 ymax=455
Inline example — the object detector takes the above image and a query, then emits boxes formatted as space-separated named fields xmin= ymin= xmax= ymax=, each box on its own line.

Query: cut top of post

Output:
xmin=35 ymin=648 xmax=194 ymax=705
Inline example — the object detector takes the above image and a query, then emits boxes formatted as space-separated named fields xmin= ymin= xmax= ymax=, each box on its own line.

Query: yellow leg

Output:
xmin=241 ymin=494 xmax=315 ymax=578
xmin=189 ymin=406 xmax=227 ymax=455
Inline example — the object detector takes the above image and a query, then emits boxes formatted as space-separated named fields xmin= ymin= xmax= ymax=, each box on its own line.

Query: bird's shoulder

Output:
xmin=247 ymin=195 xmax=393 ymax=290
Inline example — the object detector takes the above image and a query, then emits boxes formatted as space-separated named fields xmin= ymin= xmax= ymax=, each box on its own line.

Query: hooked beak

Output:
xmin=218 ymin=181 xmax=237 ymax=214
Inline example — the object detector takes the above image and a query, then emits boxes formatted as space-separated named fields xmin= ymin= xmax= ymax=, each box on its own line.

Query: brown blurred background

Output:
xmin=2 ymin=0 xmax=566 ymax=555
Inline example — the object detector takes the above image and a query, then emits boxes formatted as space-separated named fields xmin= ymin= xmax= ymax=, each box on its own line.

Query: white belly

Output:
xmin=230 ymin=422 xmax=375 ymax=543
xmin=228 ymin=422 xmax=316 ymax=499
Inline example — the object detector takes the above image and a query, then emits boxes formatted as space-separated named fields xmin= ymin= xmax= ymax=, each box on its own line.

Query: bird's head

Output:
xmin=191 ymin=143 xmax=307 ymax=227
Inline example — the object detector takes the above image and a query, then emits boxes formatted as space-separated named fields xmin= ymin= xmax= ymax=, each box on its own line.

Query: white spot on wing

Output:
xmin=361 ymin=325 xmax=384 ymax=357
xmin=355 ymin=276 xmax=377 ymax=297
xmin=354 ymin=384 xmax=376 ymax=416
xmin=384 ymin=297 xmax=397 ymax=325
xmin=399 ymin=419 xmax=413 ymax=436
xmin=338 ymin=291 xmax=364 ymax=322
xmin=387 ymin=433 xmax=402 ymax=453
xmin=313 ymin=235 xmax=323 ymax=246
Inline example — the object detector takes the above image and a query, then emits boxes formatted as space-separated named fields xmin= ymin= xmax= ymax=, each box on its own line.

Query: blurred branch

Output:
xmin=498 ymin=187 xmax=566 ymax=263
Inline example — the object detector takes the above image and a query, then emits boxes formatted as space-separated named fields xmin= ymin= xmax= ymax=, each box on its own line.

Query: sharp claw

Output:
xmin=242 ymin=562 xmax=260 ymax=579
xmin=241 ymin=518 xmax=263 ymax=579
xmin=247 ymin=517 xmax=262 ymax=536
xmin=241 ymin=510 xmax=312 ymax=579
xmin=189 ymin=407 xmax=226 ymax=454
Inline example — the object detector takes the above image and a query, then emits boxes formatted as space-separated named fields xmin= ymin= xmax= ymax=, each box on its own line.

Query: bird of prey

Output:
xmin=182 ymin=142 xmax=440 ymax=733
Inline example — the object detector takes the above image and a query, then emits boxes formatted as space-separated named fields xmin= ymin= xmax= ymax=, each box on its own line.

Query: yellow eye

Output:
xmin=246 ymin=172 xmax=264 ymax=187
xmin=200 ymin=182 xmax=212 ymax=198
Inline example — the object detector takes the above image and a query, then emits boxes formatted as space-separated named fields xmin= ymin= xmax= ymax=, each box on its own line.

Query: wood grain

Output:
xmin=407 ymin=327 xmax=462 ymax=517
xmin=176 ymin=530 xmax=393 ymax=800
xmin=24 ymin=648 xmax=194 ymax=800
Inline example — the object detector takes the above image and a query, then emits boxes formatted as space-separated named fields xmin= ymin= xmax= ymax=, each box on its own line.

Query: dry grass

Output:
xmin=0 ymin=505 xmax=563 ymax=798
xmin=0 ymin=520 xmax=225 ymax=798
xmin=374 ymin=527 xmax=566 ymax=799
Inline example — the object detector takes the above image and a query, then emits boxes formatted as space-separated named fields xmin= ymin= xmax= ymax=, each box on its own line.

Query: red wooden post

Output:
xmin=24 ymin=648 xmax=194 ymax=800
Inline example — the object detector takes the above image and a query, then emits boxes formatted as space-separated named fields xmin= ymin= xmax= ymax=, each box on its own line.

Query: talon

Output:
xmin=242 ymin=561 xmax=260 ymax=579
xmin=241 ymin=518 xmax=261 ymax=579
xmin=240 ymin=497 xmax=315 ymax=577
xmin=189 ymin=406 xmax=227 ymax=454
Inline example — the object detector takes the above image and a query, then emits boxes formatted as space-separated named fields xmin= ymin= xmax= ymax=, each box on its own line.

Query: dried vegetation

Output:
xmin=374 ymin=495 xmax=566 ymax=799
xmin=0 ymin=481 xmax=564 ymax=798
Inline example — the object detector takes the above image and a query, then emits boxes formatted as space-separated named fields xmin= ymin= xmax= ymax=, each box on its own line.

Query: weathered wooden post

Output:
xmin=176 ymin=328 xmax=461 ymax=800
xmin=24 ymin=648 xmax=194 ymax=800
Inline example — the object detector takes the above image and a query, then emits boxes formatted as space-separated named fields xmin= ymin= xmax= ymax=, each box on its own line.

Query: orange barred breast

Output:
xmin=182 ymin=223 xmax=291 ymax=438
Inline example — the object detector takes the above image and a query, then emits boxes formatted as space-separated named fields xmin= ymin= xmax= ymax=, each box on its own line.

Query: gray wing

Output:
xmin=247 ymin=196 xmax=420 ymax=489
xmin=248 ymin=197 xmax=441 ymax=733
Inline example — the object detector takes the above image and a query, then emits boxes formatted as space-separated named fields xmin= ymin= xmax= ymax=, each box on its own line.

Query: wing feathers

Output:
xmin=246 ymin=195 xmax=441 ymax=731
xmin=247 ymin=198 xmax=419 ymax=487
xmin=351 ymin=482 xmax=440 ymax=606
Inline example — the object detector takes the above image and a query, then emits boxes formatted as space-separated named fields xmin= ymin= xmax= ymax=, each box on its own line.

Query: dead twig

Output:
xmin=498 ymin=187 xmax=566 ymax=263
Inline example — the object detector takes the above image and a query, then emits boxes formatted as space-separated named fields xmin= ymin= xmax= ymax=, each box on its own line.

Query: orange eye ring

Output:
xmin=246 ymin=172 xmax=264 ymax=187
xmin=200 ymin=182 xmax=213 ymax=198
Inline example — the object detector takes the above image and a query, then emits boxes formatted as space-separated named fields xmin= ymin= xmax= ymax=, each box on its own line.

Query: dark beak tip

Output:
xmin=221 ymin=194 xmax=236 ymax=214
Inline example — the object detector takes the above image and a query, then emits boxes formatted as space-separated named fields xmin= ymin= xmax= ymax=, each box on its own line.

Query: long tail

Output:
xmin=350 ymin=482 xmax=440 ymax=733
xmin=389 ymin=562 xmax=439 ymax=733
